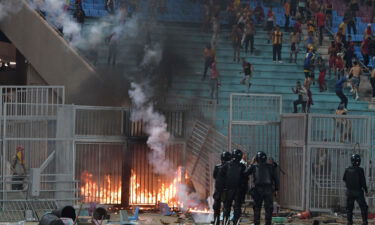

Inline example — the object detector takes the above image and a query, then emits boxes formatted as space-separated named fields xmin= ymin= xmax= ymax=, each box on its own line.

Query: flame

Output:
xmin=80 ymin=171 xmax=122 ymax=204
xmin=130 ymin=167 xmax=183 ymax=207
xmin=189 ymin=208 xmax=212 ymax=214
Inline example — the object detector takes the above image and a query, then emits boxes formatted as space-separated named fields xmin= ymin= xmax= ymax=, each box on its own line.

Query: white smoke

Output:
xmin=141 ymin=43 xmax=162 ymax=66
xmin=129 ymin=83 xmax=172 ymax=174
xmin=0 ymin=0 xmax=22 ymax=21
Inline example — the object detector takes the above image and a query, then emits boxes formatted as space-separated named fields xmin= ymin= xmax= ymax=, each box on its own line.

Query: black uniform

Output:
xmin=221 ymin=160 xmax=247 ymax=224
xmin=248 ymin=162 xmax=279 ymax=225
xmin=212 ymin=163 xmax=226 ymax=225
xmin=343 ymin=166 xmax=368 ymax=225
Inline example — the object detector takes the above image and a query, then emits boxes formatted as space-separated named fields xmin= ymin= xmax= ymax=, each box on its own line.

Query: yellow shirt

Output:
xmin=339 ymin=22 xmax=346 ymax=35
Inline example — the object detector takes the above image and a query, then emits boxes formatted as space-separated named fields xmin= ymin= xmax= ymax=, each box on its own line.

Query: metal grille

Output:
xmin=75 ymin=106 xmax=125 ymax=137
xmin=128 ymin=142 xmax=185 ymax=206
xmin=75 ymin=143 xmax=124 ymax=204
xmin=229 ymin=93 xmax=282 ymax=122
xmin=280 ymin=114 xmax=372 ymax=212
xmin=0 ymin=86 xmax=64 ymax=114
xmin=308 ymin=114 xmax=371 ymax=147
xmin=0 ymin=200 xmax=58 ymax=222
xmin=229 ymin=93 xmax=282 ymax=160
xmin=307 ymin=147 xmax=370 ymax=211
xmin=280 ymin=114 xmax=307 ymax=210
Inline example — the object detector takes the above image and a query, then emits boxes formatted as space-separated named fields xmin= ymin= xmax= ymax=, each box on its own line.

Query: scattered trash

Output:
xmin=272 ymin=217 xmax=288 ymax=223
xmin=368 ymin=213 xmax=375 ymax=219
xmin=296 ymin=210 xmax=311 ymax=219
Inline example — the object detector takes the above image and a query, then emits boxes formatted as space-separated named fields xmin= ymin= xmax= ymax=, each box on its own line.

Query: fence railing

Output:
xmin=281 ymin=113 xmax=373 ymax=212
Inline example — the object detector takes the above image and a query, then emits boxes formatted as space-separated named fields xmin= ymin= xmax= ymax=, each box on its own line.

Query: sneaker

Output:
xmin=273 ymin=60 xmax=277 ymax=63
xmin=355 ymin=96 xmax=359 ymax=100
xmin=278 ymin=60 xmax=283 ymax=63
xmin=350 ymin=89 xmax=354 ymax=93
xmin=344 ymin=108 xmax=348 ymax=112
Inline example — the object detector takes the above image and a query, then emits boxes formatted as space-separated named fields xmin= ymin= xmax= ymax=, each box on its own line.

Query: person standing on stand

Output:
xmin=11 ymin=146 xmax=26 ymax=190
xmin=212 ymin=152 xmax=232 ymax=225
xmin=202 ymin=44 xmax=216 ymax=80
xmin=284 ymin=0 xmax=291 ymax=32
xmin=209 ymin=59 xmax=220 ymax=104
xmin=272 ymin=25 xmax=283 ymax=63
xmin=343 ymin=154 xmax=368 ymax=225
xmin=315 ymin=9 xmax=326 ymax=46
xmin=335 ymin=75 xmax=349 ymax=110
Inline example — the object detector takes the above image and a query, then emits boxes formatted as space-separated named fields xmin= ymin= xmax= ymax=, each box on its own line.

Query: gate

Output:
xmin=229 ymin=93 xmax=282 ymax=159
xmin=280 ymin=113 xmax=372 ymax=212
xmin=280 ymin=114 xmax=307 ymax=210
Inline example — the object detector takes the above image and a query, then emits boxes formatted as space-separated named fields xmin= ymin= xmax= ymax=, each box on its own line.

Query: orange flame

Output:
xmin=130 ymin=167 xmax=183 ymax=207
xmin=80 ymin=171 xmax=122 ymax=204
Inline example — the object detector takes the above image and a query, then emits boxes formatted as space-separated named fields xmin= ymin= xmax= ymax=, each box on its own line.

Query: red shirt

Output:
xmin=335 ymin=58 xmax=344 ymax=69
xmin=210 ymin=62 xmax=219 ymax=79
xmin=362 ymin=39 xmax=370 ymax=54
xmin=294 ymin=22 xmax=302 ymax=33
xmin=316 ymin=12 xmax=326 ymax=27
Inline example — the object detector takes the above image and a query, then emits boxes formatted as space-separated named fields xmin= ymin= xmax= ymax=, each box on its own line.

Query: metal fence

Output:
xmin=229 ymin=93 xmax=282 ymax=160
xmin=280 ymin=113 xmax=373 ymax=212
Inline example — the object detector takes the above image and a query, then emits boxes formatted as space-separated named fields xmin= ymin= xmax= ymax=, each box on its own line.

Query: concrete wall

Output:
xmin=0 ymin=0 xmax=103 ymax=104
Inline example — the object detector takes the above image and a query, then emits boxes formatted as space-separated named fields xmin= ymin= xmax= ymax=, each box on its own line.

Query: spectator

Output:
xmin=74 ymin=8 xmax=85 ymax=27
xmin=317 ymin=56 xmax=327 ymax=92
xmin=335 ymin=75 xmax=349 ymax=110
xmin=298 ymin=0 xmax=307 ymax=21
xmin=106 ymin=0 xmax=115 ymax=14
xmin=106 ymin=32 xmax=118 ymax=66
xmin=284 ymin=0 xmax=291 ymax=32
xmin=370 ymin=68 xmax=375 ymax=98
xmin=344 ymin=8 xmax=356 ymax=35
xmin=202 ymin=44 xmax=216 ymax=80
xmin=304 ymin=46 xmax=315 ymax=78
xmin=325 ymin=0 xmax=333 ymax=27
xmin=361 ymin=36 xmax=371 ymax=66
xmin=350 ymin=0 xmax=359 ymax=16
xmin=227 ymin=2 xmax=237 ymax=27
xmin=272 ymin=25 xmax=283 ymax=63
xmin=209 ymin=59 xmax=220 ymax=104
xmin=304 ymin=77 xmax=314 ymax=112
xmin=240 ymin=58 xmax=254 ymax=92
xmin=364 ymin=23 xmax=373 ymax=39
xmin=328 ymin=41 xmax=337 ymax=78
xmin=345 ymin=35 xmax=355 ymax=69
xmin=348 ymin=61 xmax=362 ymax=100
xmin=243 ymin=19 xmax=256 ymax=54
xmin=315 ymin=9 xmax=326 ymax=46
xmin=11 ymin=146 xmax=26 ymax=190
xmin=338 ymin=20 xmax=347 ymax=43
xmin=289 ymin=31 xmax=299 ymax=63
xmin=266 ymin=7 xmax=276 ymax=44
xmin=292 ymin=81 xmax=308 ymax=113
xmin=254 ymin=4 xmax=264 ymax=24
xmin=211 ymin=16 xmax=220 ymax=48
xmin=291 ymin=0 xmax=298 ymax=16
xmin=305 ymin=31 xmax=317 ymax=51
xmin=335 ymin=53 xmax=345 ymax=79
xmin=231 ymin=24 xmax=242 ymax=63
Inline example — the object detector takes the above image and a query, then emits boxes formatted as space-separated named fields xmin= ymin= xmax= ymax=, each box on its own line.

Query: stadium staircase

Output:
xmin=0 ymin=0 xmax=103 ymax=103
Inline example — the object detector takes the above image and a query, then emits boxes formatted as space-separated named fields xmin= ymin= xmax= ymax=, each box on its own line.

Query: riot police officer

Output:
xmin=248 ymin=151 xmax=279 ymax=225
xmin=343 ymin=154 xmax=368 ymax=225
xmin=213 ymin=152 xmax=232 ymax=225
xmin=222 ymin=149 xmax=247 ymax=225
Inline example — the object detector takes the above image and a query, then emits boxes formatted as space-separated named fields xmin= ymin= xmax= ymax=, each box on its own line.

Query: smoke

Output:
xmin=0 ymin=0 xmax=22 ymax=21
xmin=129 ymin=83 xmax=172 ymax=174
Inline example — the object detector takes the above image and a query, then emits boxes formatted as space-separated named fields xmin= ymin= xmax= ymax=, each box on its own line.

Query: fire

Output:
xmin=80 ymin=171 xmax=122 ymax=204
xmin=188 ymin=208 xmax=212 ymax=214
xmin=130 ymin=167 xmax=183 ymax=206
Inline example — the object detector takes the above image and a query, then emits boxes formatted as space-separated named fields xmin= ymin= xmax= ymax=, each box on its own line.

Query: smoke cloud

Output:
xmin=0 ymin=0 xmax=22 ymax=21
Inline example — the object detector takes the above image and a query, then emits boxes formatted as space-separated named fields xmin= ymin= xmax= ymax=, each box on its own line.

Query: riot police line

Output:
xmin=213 ymin=150 xmax=369 ymax=225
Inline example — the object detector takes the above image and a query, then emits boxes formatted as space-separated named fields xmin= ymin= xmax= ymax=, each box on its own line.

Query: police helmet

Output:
xmin=221 ymin=151 xmax=232 ymax=162
xmin=256 ymin=151 xmax=267 ymax=163
xmin=351 ymin=154 xmax=361 ymax=167
xmin=232 ymin=149 xmax=243 ymax=162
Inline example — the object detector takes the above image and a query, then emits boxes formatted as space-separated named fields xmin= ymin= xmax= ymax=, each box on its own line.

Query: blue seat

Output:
xmin=127 ymin=207 xmax=139 ymax=221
